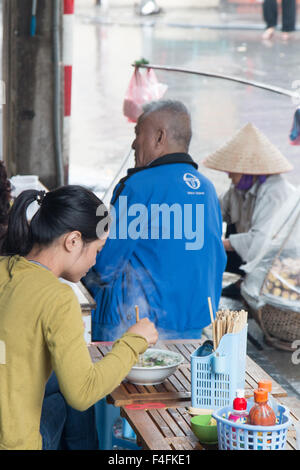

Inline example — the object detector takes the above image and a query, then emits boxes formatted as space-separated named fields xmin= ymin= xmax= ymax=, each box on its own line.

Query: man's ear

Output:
xmin=64 ymin=231 xmax=83 ymax=253
xmin=156 ymin=128 xmax=167 ymax=147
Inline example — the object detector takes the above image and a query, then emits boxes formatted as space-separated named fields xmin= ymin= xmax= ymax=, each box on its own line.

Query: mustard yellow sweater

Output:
xmin=0 ymin=256 xmax=148 ymax=450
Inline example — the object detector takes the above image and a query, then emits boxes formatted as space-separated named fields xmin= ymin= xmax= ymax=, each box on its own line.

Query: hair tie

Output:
xmin=36 ymin=190 xmax=46 ymax=206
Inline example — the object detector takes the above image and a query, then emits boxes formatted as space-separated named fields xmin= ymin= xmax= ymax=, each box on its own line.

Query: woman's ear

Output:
xmin=63 ymin=231 xmax=83 ymax=253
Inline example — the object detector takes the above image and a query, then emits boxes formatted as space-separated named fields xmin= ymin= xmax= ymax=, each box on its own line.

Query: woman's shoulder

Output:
xmin=259 ymin=174 xmax=295 ymax=195
xmin=2 ymin=256 xmax=77 ymax=301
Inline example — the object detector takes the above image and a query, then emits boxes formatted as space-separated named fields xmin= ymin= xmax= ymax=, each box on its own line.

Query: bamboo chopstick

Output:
xmin=135 ymin=305 xmax=139 ymax=323
xmin=135 ymin=305 xmax=144 ymax=365
xmin=212 ymin=309 xmax=248 ymax=349
xmin=208 ymin=297 xmax=214 ymax=325
xmin=207 ymin=297 xmax=217 ymax=350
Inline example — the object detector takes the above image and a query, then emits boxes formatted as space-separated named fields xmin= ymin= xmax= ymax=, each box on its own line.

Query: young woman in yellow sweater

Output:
xmin=0 ymin=185 xmax=158 ymax=450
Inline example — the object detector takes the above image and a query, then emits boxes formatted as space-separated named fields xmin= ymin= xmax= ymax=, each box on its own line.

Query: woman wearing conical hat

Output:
xmin=202 ymin=123 xmax=295 ymax=298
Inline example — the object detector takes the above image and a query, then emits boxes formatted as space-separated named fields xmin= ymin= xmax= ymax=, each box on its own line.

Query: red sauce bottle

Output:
xmin=228 ymin=389 xmax=248 ymax=425
xmin=249 ymin=389 xmax=276 ymax=426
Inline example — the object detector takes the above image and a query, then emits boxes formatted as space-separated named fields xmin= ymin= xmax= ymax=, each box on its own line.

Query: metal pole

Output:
xmin=102 ymin=148 xmax=133 ymax=205
xmin=134 ymin=63 xmax=299 ymax=99
xmin=63 ymin=0 xmax=75 ymax=185
xmin=53 ymin=0 xmax=64 ymax=187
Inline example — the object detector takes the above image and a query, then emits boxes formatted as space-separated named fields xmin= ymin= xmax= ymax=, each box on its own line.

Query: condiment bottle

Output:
xmin=249 ymin=389 xmax=276 ymax=426
xmin=228 ymin=389 xmax=249 ymax=424
xmin=227 ymin=389 xmax=248 ymax=449
xmin=258 ymin=380 xmax=278 ymax=418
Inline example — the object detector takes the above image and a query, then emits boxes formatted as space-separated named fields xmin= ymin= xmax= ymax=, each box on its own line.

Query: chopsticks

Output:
xmin=135 ymin=305 xmax=144 ymax=365
xmin=208 ymin=297 xmax=217 ymax=350
xmin=208 ymin=298 xmax=248 ymax=351
xmin=135 ymin=305 xmax=139 ymax=323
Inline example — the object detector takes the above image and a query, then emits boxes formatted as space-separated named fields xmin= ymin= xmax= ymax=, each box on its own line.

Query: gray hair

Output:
xmin=142 ymin=100 xmax=192 ymax=150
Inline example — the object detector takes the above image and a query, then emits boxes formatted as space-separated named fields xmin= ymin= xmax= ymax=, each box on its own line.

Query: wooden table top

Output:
xmin=89 ymin=339 xmax=299 ymax=451
xmin=121 ymin=405 xmax=206 ymax=451
xmin=121 ymin=397 xmax=300 ymax=451
xmin=89 ymin=339 xmax=287 ymax=408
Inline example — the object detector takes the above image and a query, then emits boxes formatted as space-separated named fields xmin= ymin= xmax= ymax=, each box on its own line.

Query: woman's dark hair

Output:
xmin=0 ymin=161 xmax=12 ymax=251
xmin=2 ymin=185 xmax=110 ymax=256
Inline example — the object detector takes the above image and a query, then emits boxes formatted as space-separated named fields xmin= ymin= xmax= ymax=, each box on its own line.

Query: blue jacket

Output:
xmin=83 ymin=153 xmax=226 ymax=341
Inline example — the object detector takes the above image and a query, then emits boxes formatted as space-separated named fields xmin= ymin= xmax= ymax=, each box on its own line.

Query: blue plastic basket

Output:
xmin=191 ymin=325 xmax=248 ymax=409
xmin=212 ymin=400 xmax=291 ymax=450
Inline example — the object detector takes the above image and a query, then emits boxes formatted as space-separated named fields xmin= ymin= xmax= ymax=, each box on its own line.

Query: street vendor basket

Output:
xmin=212 ymin=400 xmax=291 ymax=450
xmin=255 ymin=246 xmax=300 ymax=351
xmin=241 ymin=189 xmax=300 ymax=351
xmin=191 ymin=325 xmax=247 ymax=409
xmin=253 ymin=304 xmax=300 ymax=351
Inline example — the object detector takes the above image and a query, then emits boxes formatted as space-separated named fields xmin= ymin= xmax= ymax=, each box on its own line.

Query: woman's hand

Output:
xmin=127 ymin=318 xmax=158 ymax=346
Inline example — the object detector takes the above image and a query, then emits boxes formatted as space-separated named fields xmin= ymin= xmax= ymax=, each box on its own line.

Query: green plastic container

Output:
xmin=190 ymin=414 xmax=218 ymax=445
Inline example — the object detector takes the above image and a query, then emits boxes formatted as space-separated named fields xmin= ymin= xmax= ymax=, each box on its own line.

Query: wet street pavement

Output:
xmin=70 ymin=1 xmax=300 ymax=198
xmin=69 ymin=1 xmax=300 ymax=398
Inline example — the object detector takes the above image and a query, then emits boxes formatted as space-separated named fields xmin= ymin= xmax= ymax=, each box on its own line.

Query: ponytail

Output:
xmin=2 ymin=185 xmax=110 ymax=256
xmin=0 ymin=161 xmax=12 ymax=252
xmin=2 ymin=190 xmax=36 ymax=256
xmin=0 ymin=162 xmax=11 ymax=223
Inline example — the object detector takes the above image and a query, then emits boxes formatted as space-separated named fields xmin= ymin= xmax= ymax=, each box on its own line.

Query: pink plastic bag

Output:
xmin=123 ymin=67 xmax=168 ymax=123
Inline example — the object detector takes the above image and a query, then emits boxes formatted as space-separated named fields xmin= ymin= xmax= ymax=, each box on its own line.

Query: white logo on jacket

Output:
xmin=183 ymin=173 xmax=201 ymax=190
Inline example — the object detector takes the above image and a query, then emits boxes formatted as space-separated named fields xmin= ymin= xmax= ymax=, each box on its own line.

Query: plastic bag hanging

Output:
xmin=289 ymin=107 xmax=300 ymax=145
xmin=123 ymin=67 xmax=168 ymax=123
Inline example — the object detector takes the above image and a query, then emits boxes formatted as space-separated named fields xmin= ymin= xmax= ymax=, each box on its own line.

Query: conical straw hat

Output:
xmin=202 ymin=123 xmax=293 ymax=175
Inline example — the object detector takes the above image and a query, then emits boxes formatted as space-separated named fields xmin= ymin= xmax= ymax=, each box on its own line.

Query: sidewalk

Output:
xmin=75 ymin=0 xmax=300 ymax=31
xmin=79 ymin=0 xmax=220 ymax=8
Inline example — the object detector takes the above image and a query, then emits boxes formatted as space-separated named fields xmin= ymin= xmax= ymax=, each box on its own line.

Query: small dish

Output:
xmin=190 ymin=414 xmax=218 ymax=445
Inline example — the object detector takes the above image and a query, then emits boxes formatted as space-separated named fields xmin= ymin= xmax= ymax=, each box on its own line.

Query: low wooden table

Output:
xmin=89 ymin=340 xmax=300 ymax=450
xmin=89 ymin=339 xmax=287 ymax=408
xmin=121 ymin=405 xmax=206 ymax=450
xmin=277 ymin=396 xmax=300 ymax=451
xmin=121 ymin=398 xmax=299 ymax=450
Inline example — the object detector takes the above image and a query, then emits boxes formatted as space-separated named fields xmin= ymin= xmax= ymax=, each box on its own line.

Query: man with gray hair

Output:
xmin=83 ymin=100 xmax=226 ymax=341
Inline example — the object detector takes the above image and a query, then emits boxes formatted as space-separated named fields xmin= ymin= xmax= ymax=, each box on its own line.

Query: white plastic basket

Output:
xmin=212 ymin=400 xmax=291 ymax=450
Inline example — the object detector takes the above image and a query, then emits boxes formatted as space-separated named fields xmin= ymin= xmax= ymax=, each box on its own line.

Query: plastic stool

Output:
xmin=95 ymin=398 xmax=141 ymax=450
xmin=123 ymin=418 xmax=137 ymax=440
